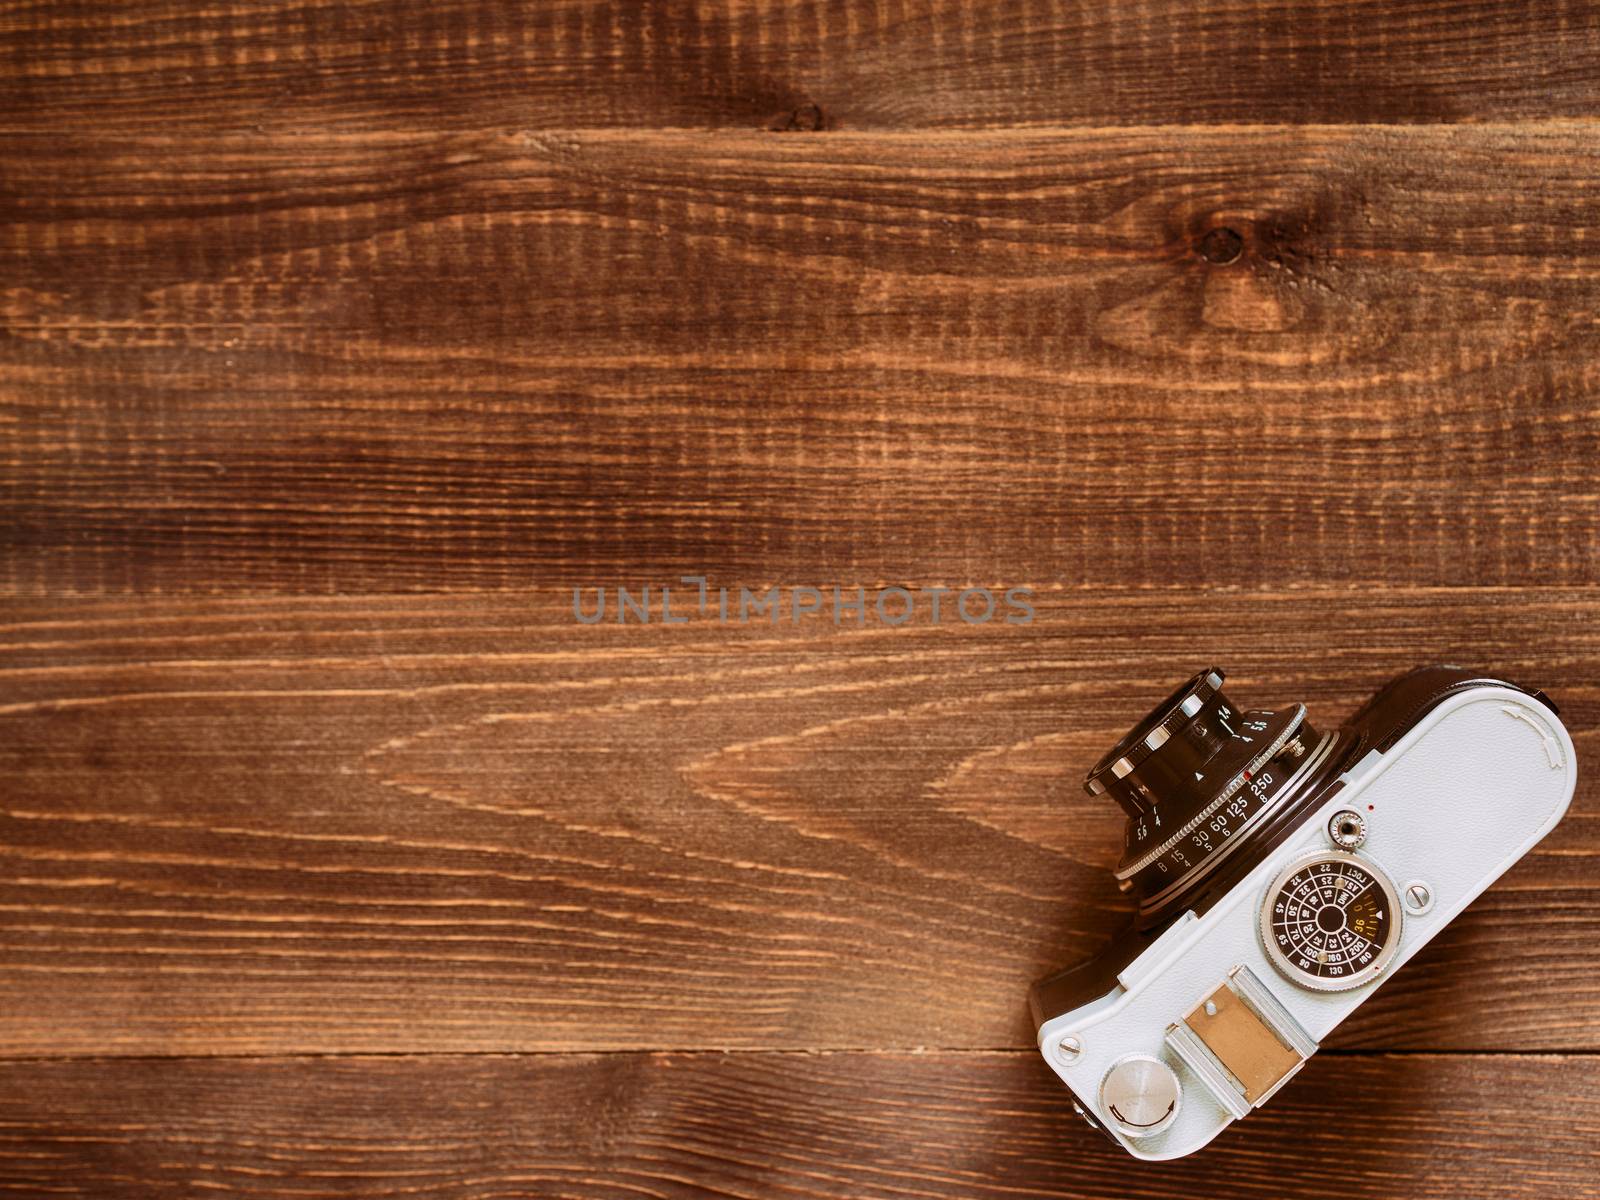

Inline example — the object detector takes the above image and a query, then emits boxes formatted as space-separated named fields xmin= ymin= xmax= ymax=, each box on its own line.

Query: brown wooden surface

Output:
xmin=1 ymin=587 xmax=1598 ymax=1057
xmin=5 ymin=1 xmax=1600 ymax=1197
xmin=4 ymin=1 xmax=1600 ymax=132
xmin=1 ymin=1053 xmax=1597 ymax=1199
xmin=6 ymin=126 xmax=1600 ymax=592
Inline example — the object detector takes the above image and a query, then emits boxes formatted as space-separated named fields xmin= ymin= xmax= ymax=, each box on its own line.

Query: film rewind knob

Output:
xmin=1099 ymin=1055 xmax=1182 ymax=1137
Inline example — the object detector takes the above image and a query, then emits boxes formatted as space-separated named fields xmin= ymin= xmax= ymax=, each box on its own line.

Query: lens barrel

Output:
xmin=1085 ymin=668 xmax=1235 ymax=818
xmin=1089 ymin=668 xmax=1349 ymax=929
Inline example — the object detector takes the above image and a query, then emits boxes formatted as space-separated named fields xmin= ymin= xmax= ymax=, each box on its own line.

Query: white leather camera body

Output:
xmin=1031 ymin=667 xmax=1576 ymax=1160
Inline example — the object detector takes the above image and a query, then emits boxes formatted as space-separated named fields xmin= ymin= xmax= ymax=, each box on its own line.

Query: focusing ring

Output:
xmin=1085 ymin=668 xmax=1225 ymax=800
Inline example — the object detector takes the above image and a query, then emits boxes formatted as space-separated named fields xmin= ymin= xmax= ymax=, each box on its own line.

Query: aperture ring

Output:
xmin=1132 ymin=727 xmax=1339 ymax=916
xmin=1114 ymin=705 xmax=1308 ymax=879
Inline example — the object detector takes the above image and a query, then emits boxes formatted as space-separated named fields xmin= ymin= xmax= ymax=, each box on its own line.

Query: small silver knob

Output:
xmin=1328 ymin=809 xmax=1367 ymax=849
xmin=1100 ymin=1054 xmax=1181 ymax=1137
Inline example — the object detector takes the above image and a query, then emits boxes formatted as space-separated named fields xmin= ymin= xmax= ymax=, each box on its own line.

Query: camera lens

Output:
xmin=1085 ymin=668 xmax=1233 ymax=818
xmin=1088 ymin=668 xmax=1348 ymax=929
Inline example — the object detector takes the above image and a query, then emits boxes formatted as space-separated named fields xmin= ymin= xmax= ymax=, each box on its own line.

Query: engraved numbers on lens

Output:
xmin=1259 ymin=850 xmax=1402 ymax=992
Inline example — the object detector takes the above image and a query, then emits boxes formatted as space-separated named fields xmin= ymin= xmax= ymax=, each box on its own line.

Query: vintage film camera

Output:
xmin=1032 ymin=667 xmax=1576 ymax=1159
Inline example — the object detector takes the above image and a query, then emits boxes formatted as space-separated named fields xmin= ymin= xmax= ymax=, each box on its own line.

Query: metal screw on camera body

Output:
xmin=1055 ymin=1036 xmax=1083 ymax=1065
xmin=1403 ymin=881 xmax=1434 ymax=915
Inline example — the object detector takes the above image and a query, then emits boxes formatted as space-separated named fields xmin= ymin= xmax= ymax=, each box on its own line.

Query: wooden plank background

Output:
xmin=3 ymin=2 xmax=1600 ymax=1197
xmin=6 ymin=125 xmax=1600 ymax=592
xmin=5 ymin=0 xmax=1600 ymax=131
xmin=0 ymin=1054 xmax=1595 ymax=1199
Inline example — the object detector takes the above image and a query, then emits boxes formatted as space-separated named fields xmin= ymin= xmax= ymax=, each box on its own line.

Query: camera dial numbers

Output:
xmin=1120 ymin=706 xmax=1305 ymax=863
xmin=1259 ymin=850 xmax=1403 ymax=992
xmin=1093 ymin=667 xmax=1358 ymax=932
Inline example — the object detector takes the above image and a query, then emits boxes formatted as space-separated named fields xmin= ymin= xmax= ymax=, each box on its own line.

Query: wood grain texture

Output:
xmin=5 ymin=125 xmax=1600 ymax=594
xmin=4 ymin=1 xmax=1600 ymax=133
xmin=0 ymin=1051 xmax=1596 ymax=1199
xmin=1 ymin=586 xmax=1594 ymax=1056
xmin=6 ymin=2 xmax=1600 ymax=1192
